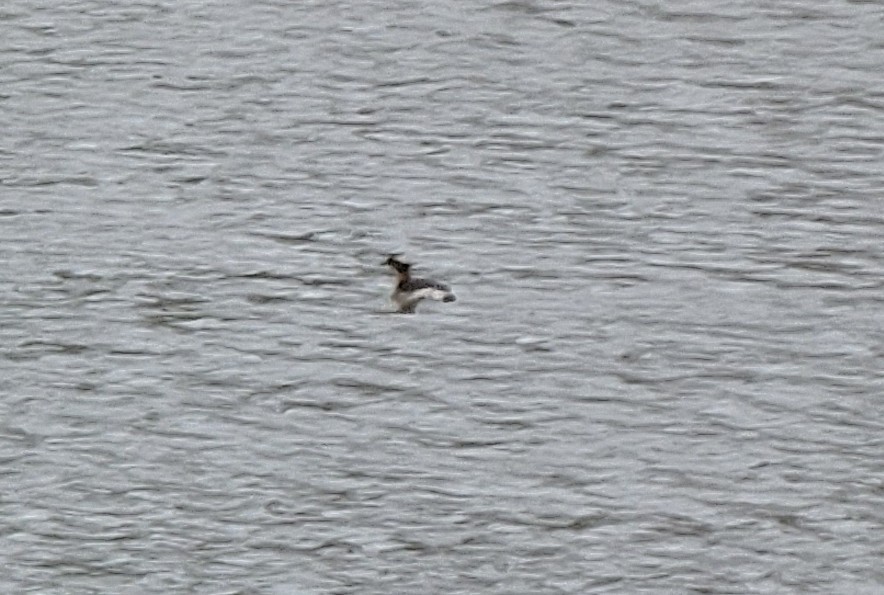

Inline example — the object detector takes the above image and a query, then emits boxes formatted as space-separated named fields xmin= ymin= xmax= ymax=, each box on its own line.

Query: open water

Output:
xmin=1 ymin=0 xmax=883 ymax=593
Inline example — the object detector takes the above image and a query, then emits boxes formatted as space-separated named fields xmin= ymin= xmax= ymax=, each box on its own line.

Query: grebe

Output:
xmin=384 ymin=255 xmax=456 ymax=313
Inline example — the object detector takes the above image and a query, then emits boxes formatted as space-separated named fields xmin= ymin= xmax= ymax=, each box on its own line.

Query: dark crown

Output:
xmin=384 ymin=255 xmax=411 ymax=273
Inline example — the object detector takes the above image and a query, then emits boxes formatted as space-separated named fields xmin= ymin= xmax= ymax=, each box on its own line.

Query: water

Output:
xmin=2 ymin=0 xmax=882 ymax=593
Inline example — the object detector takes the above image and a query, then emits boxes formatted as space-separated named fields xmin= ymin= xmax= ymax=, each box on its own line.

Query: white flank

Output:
xmin=411 ymin=287 xmax=451 ymax=302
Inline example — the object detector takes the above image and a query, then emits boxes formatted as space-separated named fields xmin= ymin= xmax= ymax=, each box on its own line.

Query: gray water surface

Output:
xmin=2 ymin=0 xmax=883 ymax=593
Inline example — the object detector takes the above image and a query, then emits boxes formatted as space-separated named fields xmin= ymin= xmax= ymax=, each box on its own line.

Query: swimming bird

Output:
xmin=384 ymin=255 xmax=456 ymax=313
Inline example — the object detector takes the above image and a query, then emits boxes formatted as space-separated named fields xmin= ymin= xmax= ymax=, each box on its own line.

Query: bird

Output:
xmin=384 ymin=255 xmax=456 ymax=313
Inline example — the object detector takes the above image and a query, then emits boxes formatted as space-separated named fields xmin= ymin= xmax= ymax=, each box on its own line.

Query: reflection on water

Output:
xmin=1 ymin=0 xmax=882 ymax=592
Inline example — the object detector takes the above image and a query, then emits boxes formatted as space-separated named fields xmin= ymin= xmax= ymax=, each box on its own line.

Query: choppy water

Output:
xmin=2 ymin=0 xmax=883 ymax=593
